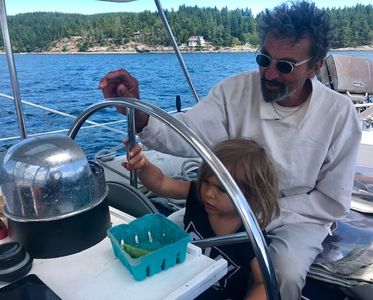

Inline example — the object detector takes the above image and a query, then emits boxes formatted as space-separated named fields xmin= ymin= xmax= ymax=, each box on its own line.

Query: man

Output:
xmin=99 ymin=1 xmax=362 ymax=298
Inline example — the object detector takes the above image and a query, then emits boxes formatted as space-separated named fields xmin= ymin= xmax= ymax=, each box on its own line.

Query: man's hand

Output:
xmin=99 ymin=69 xmax=139 ymax=114
xmin=99 ymin=69 xmax=149 ymax=132
xmin=99 ymin=69 xmax=139 ymax=98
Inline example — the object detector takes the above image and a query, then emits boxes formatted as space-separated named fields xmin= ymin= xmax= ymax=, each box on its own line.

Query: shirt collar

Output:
xmin=260 ymin=78 xmax=316 ymax=127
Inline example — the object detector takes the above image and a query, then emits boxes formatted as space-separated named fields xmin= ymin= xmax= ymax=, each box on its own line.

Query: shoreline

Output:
xmin=1 ymin=45 xmax=372 ymax=55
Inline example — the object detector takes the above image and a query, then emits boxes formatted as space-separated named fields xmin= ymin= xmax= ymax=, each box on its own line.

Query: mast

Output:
xmin=153 ymin=0 xmax=200 ymax=103
xmin=100 ymin=0 xmax=200 ymax=103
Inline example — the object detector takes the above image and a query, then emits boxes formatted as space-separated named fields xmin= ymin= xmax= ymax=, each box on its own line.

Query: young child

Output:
xmin=124 ymin=138 xmax=280 ymax=300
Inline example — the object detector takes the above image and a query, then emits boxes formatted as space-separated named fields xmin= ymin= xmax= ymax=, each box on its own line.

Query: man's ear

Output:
xmin=314 ymin=59 xmax=323 ymax=72
xmin=308 ymin=59 xmax=323 ymax=78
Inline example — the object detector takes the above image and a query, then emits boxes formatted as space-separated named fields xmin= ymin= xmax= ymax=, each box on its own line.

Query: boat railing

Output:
xmin=0 ymin=92 xmax=190 ymax=143
xmin=0 ymin=92 xmax=125 ymax=142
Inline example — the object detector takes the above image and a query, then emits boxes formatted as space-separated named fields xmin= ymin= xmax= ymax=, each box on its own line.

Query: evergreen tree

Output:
xmin=0 ymin=4 xmax=372 ymax=52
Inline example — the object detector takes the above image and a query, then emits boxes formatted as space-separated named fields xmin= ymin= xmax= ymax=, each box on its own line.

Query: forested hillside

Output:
xmin=1 ymin=4 xmax=372 ymax=52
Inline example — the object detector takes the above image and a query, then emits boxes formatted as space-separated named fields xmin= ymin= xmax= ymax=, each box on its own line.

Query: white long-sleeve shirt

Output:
xmin=139 ymin=71 xmax=362 ymax=227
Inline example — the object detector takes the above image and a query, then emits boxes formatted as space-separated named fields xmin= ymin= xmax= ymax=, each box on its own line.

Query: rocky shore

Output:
xmin=3 ymin=36 xmax=372 ymax=54
xmin=332 ymin=45 xmax=373 ymax=51
xmin=46 ymin=45 xmax=373 ymax=55
xmin=41 ymin=37 xmax=373 ymax=54
xmin=45 ymin=38 xmax=257 ymax=54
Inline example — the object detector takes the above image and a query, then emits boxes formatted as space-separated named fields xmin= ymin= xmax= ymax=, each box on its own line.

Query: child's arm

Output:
xmin=123 ymin=143 xmax=190 ymax=199
xmin=245 ymin=258 xmax=267 ymax=300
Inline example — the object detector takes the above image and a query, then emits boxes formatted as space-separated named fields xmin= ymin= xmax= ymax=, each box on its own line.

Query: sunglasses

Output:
xmin=256 ymin=52 xmax=312 ymax=74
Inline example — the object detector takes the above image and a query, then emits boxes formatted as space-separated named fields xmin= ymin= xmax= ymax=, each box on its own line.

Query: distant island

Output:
xmin=1 ymin=5 xmax=372 ymax=53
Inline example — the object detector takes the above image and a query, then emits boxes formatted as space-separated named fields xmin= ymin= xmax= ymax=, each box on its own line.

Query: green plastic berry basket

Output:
xmin=107 ymin=213 xmax=190 ymax=281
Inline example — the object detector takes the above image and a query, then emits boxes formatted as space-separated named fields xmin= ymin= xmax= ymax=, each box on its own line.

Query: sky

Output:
xmin=4 ymin=0 xmax=373 ymax=16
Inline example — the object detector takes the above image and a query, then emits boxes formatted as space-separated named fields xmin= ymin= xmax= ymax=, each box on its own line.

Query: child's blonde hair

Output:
xmin=197 ymin=138 xmax=280 ymax=228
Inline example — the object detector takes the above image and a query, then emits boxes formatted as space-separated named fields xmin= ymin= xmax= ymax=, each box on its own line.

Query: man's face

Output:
xmin=258 ymin=34 xmax=319 ymax=106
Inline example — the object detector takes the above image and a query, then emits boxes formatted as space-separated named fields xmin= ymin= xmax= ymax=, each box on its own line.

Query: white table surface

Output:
xmin=0 ymin=208 xmax=227 ymax=300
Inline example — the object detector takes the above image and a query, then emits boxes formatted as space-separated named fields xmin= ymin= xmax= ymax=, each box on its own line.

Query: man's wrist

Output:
xmin=135 ymin=112 xmax=149 ymax=133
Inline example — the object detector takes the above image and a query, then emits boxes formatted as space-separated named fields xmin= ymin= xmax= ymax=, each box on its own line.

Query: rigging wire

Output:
xmin=0 ymin=93 xmax=193 ymax=142
xmin=0 ymin=93 xmax=130 ymax=142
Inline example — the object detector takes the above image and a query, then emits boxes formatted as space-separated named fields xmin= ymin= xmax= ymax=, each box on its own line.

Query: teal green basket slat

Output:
xmin=108 ymin=214 xmax=191 ymax=281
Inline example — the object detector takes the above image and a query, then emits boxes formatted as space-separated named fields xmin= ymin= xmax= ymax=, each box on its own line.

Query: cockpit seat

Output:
xmin=106 ymin=181 xmax=159 ymax=218
xmin=318 ymin=54 xmax=373 ymax=101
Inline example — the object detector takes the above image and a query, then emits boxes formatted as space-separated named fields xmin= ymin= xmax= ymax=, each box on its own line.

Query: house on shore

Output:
xmin=188 ymin=36 xmax=206 ymax=48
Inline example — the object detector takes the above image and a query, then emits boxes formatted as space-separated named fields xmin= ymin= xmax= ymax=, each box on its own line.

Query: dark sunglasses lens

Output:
xmin=277 ymin=62 xmax=293 ymax=74
xmin=256 ymin=54 xmax=271 ymax=67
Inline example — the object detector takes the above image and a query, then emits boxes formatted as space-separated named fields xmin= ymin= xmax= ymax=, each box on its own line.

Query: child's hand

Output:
xmin=121 ymin=141 xmax=147 ymax=171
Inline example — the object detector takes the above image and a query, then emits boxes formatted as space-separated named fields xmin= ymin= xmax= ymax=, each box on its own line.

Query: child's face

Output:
xmin=200 ymin=175 xmax=237 ymax=217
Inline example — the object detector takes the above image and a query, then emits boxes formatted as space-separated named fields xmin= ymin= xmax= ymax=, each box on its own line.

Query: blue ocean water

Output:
xmin=0 ymin=51 xmax=372 ymax=158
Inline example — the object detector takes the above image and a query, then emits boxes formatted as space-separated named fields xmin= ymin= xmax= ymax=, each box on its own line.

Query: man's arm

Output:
xmin=99 ymin=68 xmax=229 ymax=153
xmin=138 ymin=82 xmax=232 ymax=157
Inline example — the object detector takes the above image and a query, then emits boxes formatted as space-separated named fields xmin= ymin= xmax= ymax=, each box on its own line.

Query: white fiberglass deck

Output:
xmin=0 ymin=208 xmax=227 ymax=300
xmin=357 ymin=131 xmax=373 ymax=167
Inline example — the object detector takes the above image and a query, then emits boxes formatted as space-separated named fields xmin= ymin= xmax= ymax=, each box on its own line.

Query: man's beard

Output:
xmin=260 ymin=77 xmax=289 ymax=103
